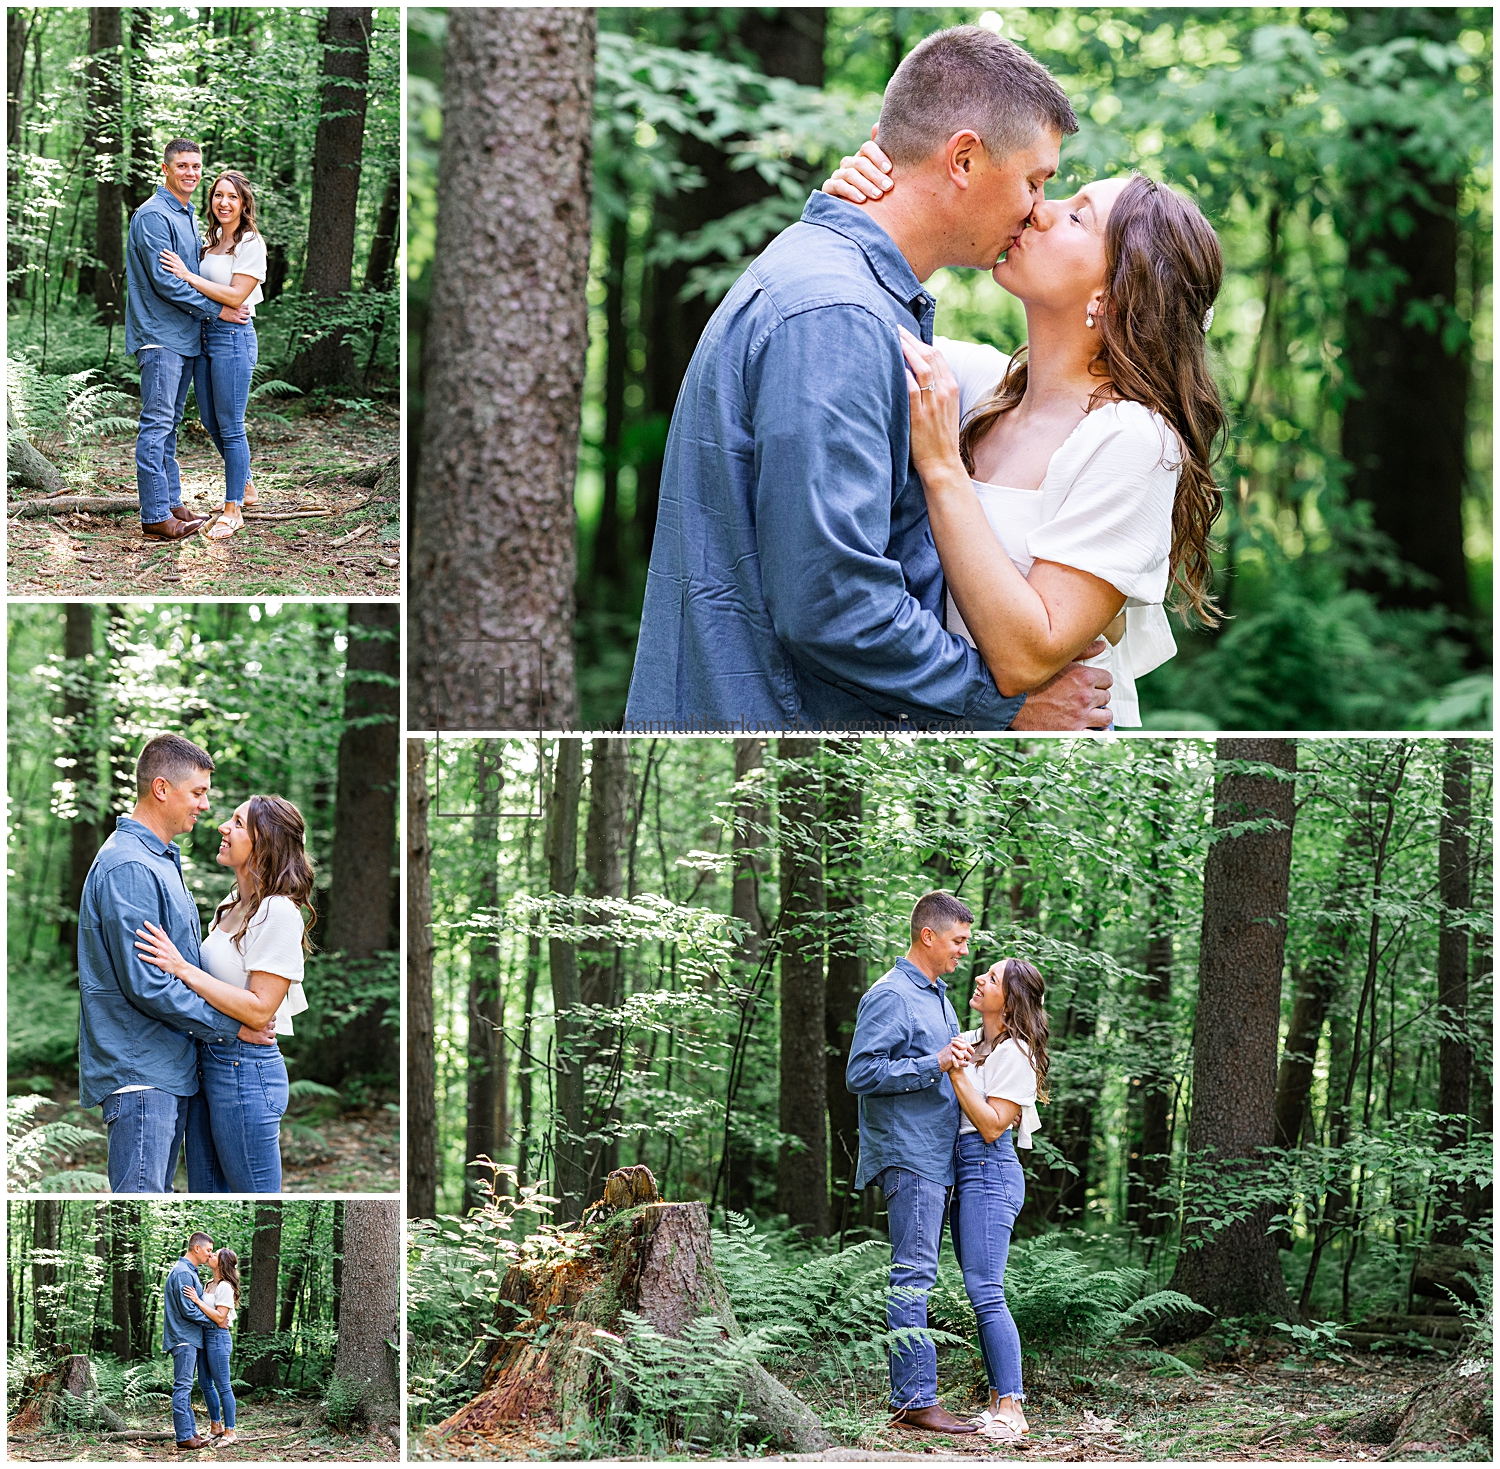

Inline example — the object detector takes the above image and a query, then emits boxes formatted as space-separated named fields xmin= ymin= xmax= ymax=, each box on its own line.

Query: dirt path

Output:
xmin=6 ymin=405 xmax=400 ymax=598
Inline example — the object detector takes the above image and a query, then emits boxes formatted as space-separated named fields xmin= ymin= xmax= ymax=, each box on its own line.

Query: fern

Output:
xmin=8 ymin=352 xmax=138 ymax=459
xmin=7 ymin=1094 xmax=102 ymax=1190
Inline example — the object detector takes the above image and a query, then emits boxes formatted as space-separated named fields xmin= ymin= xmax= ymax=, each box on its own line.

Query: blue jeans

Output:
xmin=101 ymin=1088 xmax=186 ymax=1193
xmin=169 ymin=1343 xmax=200 ymax=1441
xmin=185 ymin=1039 xmax=287 ymax=1192
xmin=135 ymin=347 xmax=197 ymax=524
xmin=881 ymin=1165 xmax=951 ymax=1411
xmin=950 ymin=1129 xmax=1026 ymax=1401
xmin=198 ymin=1325 xmax=236 ymax=1427
xmin=195 ymin=319 xmax=257 ymax=503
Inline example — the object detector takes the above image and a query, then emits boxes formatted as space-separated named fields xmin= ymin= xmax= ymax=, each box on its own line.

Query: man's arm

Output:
xmin=96 ymin=865 xmax=243 ymax=1044
xmin=750 ymin=306 xmax=1025 ymax=729
xmin=129 ymin=211 xmax=218 ymax=322
xmin=845 ymin=985 xmax=971 ymax=1095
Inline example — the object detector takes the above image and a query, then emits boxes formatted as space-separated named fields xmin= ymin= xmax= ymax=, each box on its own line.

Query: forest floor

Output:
xmin=413 ymin=1344 xmax=1466 ymax=1462
xmin=7 ymin=1396 xmax=399 ymax=1461
xmin=5 ymin=402 xmax=401 ymax=598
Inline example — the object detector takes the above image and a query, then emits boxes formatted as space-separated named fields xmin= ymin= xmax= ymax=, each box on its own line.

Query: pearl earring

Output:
xmin=1086 ymin=311 xmax=1095 ymax=329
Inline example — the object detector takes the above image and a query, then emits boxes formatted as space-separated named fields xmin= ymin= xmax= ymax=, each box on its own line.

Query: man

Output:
xmin=625 ymin=27 xmax=1112 ymax=734
xmin=847 ymin=891 xmax=978 ymax=1432
xmin=164 ymin=1232 xmax=216 ymax=1450
xmin=78 ymin=733 xmax=274 ymax=1192
xmin=124 ymin=139 xmax=250 ymax=541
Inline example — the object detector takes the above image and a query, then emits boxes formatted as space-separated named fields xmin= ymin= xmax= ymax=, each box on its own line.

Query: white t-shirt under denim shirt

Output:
xmin=199 ymin=230 xmax=268 ymax=315
xmin=199 ymin=893 xmax=308 ymax=1035
xmin=934 ymin=337 xmax=1182 ymax=727
xmin=956 ymin=1029 xmax=1041 ymax=1148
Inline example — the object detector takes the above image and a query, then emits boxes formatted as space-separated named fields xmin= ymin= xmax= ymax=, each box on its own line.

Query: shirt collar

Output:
xmin=895 ymin=956 xmax=946 ymax=996
xmin=799 ymin=191 xmax=935 ymax=319
xmin=155 ymin=185 xmax=195 ymax=217
xmin=116 ymin=814 xmax=179 ymax=859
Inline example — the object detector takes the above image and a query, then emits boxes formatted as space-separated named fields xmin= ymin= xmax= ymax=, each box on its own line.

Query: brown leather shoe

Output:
xmin=891 ymin=1405 xmax=979 ymax=1434
xmin=143 ymin=515 xmax=204 ymax=541
xmin=169 ymin=504 xmax=201 ymax=522
xmin=175 ymin=1436 xmax=209 ymax=1451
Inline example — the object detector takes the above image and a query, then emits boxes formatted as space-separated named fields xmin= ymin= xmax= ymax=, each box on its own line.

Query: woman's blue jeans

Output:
xmin=197 ymin=1325 xmax=236 ymax=1428
xmin=950 ymin=1129 xmax=1027 ymax=1401
xmin=184 ymin=1039 xmax=287 ymax=1193
xmin=194 ymin=319 xmax=257 ymax=503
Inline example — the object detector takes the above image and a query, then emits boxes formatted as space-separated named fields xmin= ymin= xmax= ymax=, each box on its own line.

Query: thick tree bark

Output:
xmin=288 ymin=8 xmax=372 ymax=389
xmin=579 ymin=737 xmax=630 ymax=1196
xmin=9 ymin=1353 xmax=129 ymax=1434
xmin=59 ymin=604 xmax=96 ymax=966
xmin=1166 ymin=739 xmax=1299 ymax=1330
xmin=410 ymin=8 xmax=595 ymax=730
xmin=244 ymin=1202 xmax=283 ymax=1388
xmin=776 ymin=739 xmax=828 ymax=1237
xmin=547 ymin=737 xmax=586 ymax=1219
xmin=86 ymin=8 xmax=124 ymax=322
xmin=332 ymin=1200 xmax=346 ymax=1328
xmin=110 ymin=1203 xmax=133 ymax=1360
xmin=331 ymin=1200 xmax=400 ymax=1428
xmin=31 ymin=1200 xmax=59 ymax=1353
xmin=407 ymin=739 xmax=438 ymax=1220
xmin=1434 ymin=740 xmax=1474 ymax=1245
xmin=466 ymin=740 xmax=506 ymax=1211
xmin=824 ymin=743 xmax=865 ymax=1234
xmin=6 ymin=396 xmax=67 ymax=494
xmin=313 ymin=603 xmax=399 ymax=1086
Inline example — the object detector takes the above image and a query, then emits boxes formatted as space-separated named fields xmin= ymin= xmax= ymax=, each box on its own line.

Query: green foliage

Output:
xmin=7 ymin=1095 xmax=105 ymax=1191
xmin=1273 ymin=1317 xmax=1349 ymax=1362
xmin=322 ymin=1372 xmax=366 ymax=1432
xmin=7 ymin=350 xmax=139 ymax=464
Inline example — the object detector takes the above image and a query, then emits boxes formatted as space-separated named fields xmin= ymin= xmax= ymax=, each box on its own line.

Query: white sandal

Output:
xmin=206 ymin=509 xmax=244 ymax=540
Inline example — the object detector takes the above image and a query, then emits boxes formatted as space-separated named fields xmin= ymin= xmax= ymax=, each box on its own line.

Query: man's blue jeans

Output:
xmin=195 ymin=320 xmax=257 ymax=503
xmin=135 ymin=347 xmax=197 ymax=524
xmin=198 ymin=1325 xmax=236 ymax=1427
xmin=169 ymin=1343 xmax=199 ymax=1441
xmin=101 ymin=1087 xmax=186 ymax=1193
xmin=951 ymin=1129 xmax=1027 ymax=1401
xmin=185 ymin=1040 xmax=287 ymax=1193
xmin=881 ymin=1165 xmax=951 ymax=1411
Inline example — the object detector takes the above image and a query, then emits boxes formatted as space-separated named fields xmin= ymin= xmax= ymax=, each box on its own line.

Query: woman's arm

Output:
xmin=158 ymin=249 xmax=259 ymax=308
xmin=950 ymin=1064 xmax=1024 ymax=1144
xmin=184 ymin=1284 xmax=231 ymax=1327
xmin=899 ymin=329 xmax=1125 ymax=695
xmin=134 ymin=921 xmax=291 ymax=1028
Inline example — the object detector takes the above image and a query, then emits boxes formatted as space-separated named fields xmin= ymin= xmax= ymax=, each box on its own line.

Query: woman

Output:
xmin=947 ymin=957 xmax=1048 ymax=1440
xmin=825 ymin=144 xmax=1226 ymax=726
xmin=159 ymin=169 xmax=267 ymax=540
xmin=184 ymin=1247 xmax=240 ymax=1444
xmin=135 ymin=794 xmax=315 ymax=1192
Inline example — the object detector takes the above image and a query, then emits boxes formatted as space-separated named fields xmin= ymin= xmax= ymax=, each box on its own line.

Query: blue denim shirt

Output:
xmin=162 ymin=1257 xmax=210 ymax=1352
xmin=624 ymin=192 xmax=1026 ymax=735
xmin=77 ymin=817 xmax=239 ymax=1108
xmin=125 ymin=187 xmax=215 ymax=356
xmin=847 ymin=958 xmax=963 ymax=1189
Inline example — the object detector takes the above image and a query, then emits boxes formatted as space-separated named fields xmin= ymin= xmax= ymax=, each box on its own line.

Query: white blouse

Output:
xmin=199 ymin=893 xmax=308 ymax=1035
xmin=957 ymin=1029 xmax=1041 ymax=1148
xmin=209 ymin=1279 xmax=237 ymax=1328
xmin=934 ymin=336 xmax=1181 ymax=727
xmin=199 ymin=230 xmax=267 ymax=314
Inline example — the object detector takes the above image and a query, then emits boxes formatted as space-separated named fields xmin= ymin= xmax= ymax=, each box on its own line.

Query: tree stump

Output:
xmin=435 ymin=1167 xmax=832 ymax=1454
xmin=7 ymin=1353 xmax=128 ymax=1434
xmin=6 ymin=396 xmax=67 ymax=495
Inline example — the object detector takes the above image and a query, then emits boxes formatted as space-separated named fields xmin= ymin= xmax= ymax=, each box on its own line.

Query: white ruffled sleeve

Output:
xmin=233 ymin=232 xmax=269 ymax=282
xmin=984 ymin=1038 xmax=1042 ymax=1149
xmin=934 ymin=336 xmax=1011 ymax=422
xmin=243 ymin=895 xmax=309 ymax=1032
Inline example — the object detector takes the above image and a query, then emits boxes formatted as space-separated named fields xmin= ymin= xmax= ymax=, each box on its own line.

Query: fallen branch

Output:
xmin=10 ymin=496 xmax=139 ymax=517
xmin=330 ymin=523 xmax=375 ymax=549
xmin=242 ymin=508 xmax=333 ymax=521
xmin=7 ymin=396 xmax=68 ymax=494
xmin=98 ymin=1430 xmax=175 ymax=1442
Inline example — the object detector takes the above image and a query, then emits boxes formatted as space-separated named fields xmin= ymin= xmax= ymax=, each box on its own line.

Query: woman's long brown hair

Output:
xmin=999 ymin=958 xmax=1050 ymax=1104
xmin=959 ymin=174 xmax=1228 ymax=626
xmin=215 ymin=1248 xmax=242 ymax=1309
xmin=214 ymin=794 xmax=317 ymax=954
xmin=204 ymin=170 xmax=258 ymax=252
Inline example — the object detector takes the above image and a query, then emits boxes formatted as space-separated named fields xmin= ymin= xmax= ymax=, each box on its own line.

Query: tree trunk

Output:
xmin=1166 ymin=739 xmax=1299 ymax=1332
xmin=1381 ymin=1351 xmax=1492 ymax=1459
xmin=312 ymin=603 xmax=399 ymax=1085
xmin=31 ymin=1200 xmax=59 ymax=1353
xmin=410 ymin=7 xmax=595 ymax=731
xmin=407 ymin=738 xmax=438 ymax=1220
xmin=1128 ymin=859 xmax=1173 ymax=1236
xmin=434 ymin=1168 xmax=833 ymax=1454
xmin=244 ymin=1202 xmax=283 ymax=1388
xmin=121 ymin=10 xmax=156 ymax=219
xmin=776 ymin=739 xmax=828 ymax=1237
xmin=580 ymin=737 xmax=630 ymax=1197
xmin=90 ymin=1202 xmax=111 ymax=1354
xmin=287 ymin=8 xmax=372 ymax=390
xmin=6 ymin=395 xmax=67 ymax=494
xmin=332 ymin=1199 xmax=346 ymax=1328
xmin=59 ymin=604 xmax=96 ymax=966
xmin=466 ymin=740 xmax=505 ymax=1211
xmin=87 ymin=7 xmax=124 ymax=323
xmin=362 ymin=163 xmax=400 ymax=292
xmin=110 ymin=1203 xmax=133 ymax=1361
xmin=278 ymin=1202 xmax=321 ymax=1334
xmin=8 ymin=1353 xmax=129 ymax=1435
xmin=330 ymin=1200 xmax=400 ymax=1429
xmin=824 ymin=742 xmax=865 ymax=1236
xmin=547 ymin=737 xmax=586 ymax=1219
xmin=1434 ymin=740 xmax=1474 ymax=1245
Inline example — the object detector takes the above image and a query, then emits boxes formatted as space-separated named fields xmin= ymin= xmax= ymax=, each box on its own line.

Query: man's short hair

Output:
xmin=186 ymin=1231 xmax=213 ymax=1252
xmin=910 ymin=890 xmax=975 ymax=943
xmin=136 ymin=734 xmax=214 ymax=798
xmin=876 ymin=25 xmax=1079 ymax=168
xmin=163 ymin=138 xmax=202 ymax=164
